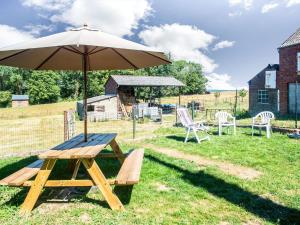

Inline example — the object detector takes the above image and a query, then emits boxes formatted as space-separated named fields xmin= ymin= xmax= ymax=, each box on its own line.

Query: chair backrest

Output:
xmin=256 ymin=111 xmax=275 ymax=124
xmin=215 ymin=111 xmax=231 ymax=123
xmin=177 ymin=108 xmax=193 ymax=127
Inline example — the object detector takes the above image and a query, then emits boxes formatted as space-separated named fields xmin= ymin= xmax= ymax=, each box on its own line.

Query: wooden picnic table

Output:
xmin=0 ymin=133 xmax=144 ymax=214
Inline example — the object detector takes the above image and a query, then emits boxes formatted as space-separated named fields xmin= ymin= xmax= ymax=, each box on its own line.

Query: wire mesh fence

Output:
xmin=0 ymin=112 xmax=169 ymax=157
xmin=0 ymin=115 xmax=64 ymax=157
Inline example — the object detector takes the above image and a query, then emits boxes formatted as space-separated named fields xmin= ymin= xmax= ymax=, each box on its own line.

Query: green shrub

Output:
xmin=235 ymin=109 xmax=250 ymax=119
xmin=0 ymin=91 xmax=11 ymax=107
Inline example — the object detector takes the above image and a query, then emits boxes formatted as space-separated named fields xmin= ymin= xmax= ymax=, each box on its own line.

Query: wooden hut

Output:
xmin=105 ymin=75 xmax=184 ymax=115
xmin=77 ymin=75 xmax=184 ymax=121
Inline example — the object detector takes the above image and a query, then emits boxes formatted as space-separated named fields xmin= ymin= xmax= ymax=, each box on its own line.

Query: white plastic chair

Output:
xmin=215 ymin=111 xmax=236 ymax=136
xmin=252 ymin=111 xmax=275 ymax=138
xmin=177 ymin=108 xmax=210 ymax=143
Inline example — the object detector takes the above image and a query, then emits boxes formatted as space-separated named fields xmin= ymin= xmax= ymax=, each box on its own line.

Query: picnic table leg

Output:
xmin=109 ymin=139 xmax=125 ymax=164
xmin=20 ymin=159 xmax=56 ymax=214
xmin=82 ymin=158 xmax=124 ymax=211
xmin=71 ymin=159 xmax=81 ymax=180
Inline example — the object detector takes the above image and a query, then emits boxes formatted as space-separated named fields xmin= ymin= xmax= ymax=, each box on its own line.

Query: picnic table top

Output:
xmin=39 ymin=133 xmax=117 ymax=159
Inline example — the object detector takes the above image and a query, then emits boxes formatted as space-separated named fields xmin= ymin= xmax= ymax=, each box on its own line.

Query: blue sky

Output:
xmin=0 ymin=0 xmax=300 ymax=89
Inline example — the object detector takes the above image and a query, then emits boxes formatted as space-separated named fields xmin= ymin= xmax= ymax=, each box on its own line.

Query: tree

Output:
xmin=239 ymin=89 xmax=247 ymax=102
xmin=87 ymin=71 xmax=111 ymax=97
xmin=132 ymin=60 xmax=207 ymax=99
xmin=28 ymin=71 xmax=60 ymax=104
xmin=0 ymin=91 xmax=11 ymax=107
xmin=214 ymin=92 xmax=221 ymax=105
xmin=59 ymin=71 xmax=82 ymax=99
xmin=9 ymin=73 xmax=24 ymax=94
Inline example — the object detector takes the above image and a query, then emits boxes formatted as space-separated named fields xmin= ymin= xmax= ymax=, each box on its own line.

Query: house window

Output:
xmin=87 ymin=105 xmax=95 ymax=112
xmin=297 ymin=52 xmax=300 ymax=73
xmin=258 ymin=90 xmax=269 ymax=104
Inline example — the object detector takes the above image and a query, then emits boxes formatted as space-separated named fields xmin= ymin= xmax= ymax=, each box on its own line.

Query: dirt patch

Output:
xmin=144 ymin=144 xmax=262 ymax=180
xmin=242 ymin=219 xmax=263 ymax=225
xmin=153 ymin=182 xmax=175 ymax=192
xmin=36 ymin=187 xmax=90 ymax=213
xmin=79 ymin=213 xmax=92 ymax=224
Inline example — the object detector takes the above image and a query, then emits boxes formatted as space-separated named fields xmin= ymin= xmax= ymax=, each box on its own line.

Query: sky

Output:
xmin=0 ymin=0 xmax=300 ymax=90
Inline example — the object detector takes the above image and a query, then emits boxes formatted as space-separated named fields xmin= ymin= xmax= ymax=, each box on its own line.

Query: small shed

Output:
xmin=12 ymin=95 xmax=29 ymax=108
xmin=77 ymin=95 xmax=118 ymax=121
xmin=77 ymin=75 xmax=184 ymax=121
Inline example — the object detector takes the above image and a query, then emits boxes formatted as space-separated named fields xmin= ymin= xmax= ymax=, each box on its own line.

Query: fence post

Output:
xmin=234 ymin=89 xmax=238 ymax=116
xmin=132 ymin=105 xmax=136 ymax=139
xmin=175 ymin=104 xmax=178 ymax=126
xmin=64 ymin=111 xmax=68 ymax=141
xmin=64 ymin=110 xmax=76 ymax=141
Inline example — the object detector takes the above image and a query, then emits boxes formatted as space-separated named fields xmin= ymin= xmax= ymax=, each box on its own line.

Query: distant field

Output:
xmin=162 ymin=91 xmax=248 ymax=109
xmin=0 ymin=91 xmax=297 ymax=156
xmin=0 ymin=101 xmax=76 ymax=119
xmin=0 ymin=91 xmax=247 ymax=119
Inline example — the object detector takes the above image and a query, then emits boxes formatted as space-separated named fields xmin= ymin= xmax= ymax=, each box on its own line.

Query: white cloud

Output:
xmin=139 ymin=23 xmax=218 ymax=73
xmin=21 ymin=0 xmax=73 ymax=11
xmin=0 ymin=24 xmax=34 ymax=48
xmin=229 ymin=0 xmax=242 ymax=6
xmin=22 ymin=0 xmax=152 ymax=37
xmin=261 ymin=2 xmax=279 ymax=13
xmin=229 ymin=0 xmax=253 ymax=10
xmin=228 ymin=11 xmax=243 ymax=17
xmin=206 ymin=73 xmax=236 ymax=90
xmin=285 ymin=0 xmax=300 ymax=7
xmin=24 ymin=24 xmax=55 ymax=35
xmin=213 ymin=40 xmax=235 ymax=51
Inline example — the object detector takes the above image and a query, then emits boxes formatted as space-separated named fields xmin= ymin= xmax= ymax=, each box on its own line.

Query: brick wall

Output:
xmin=277 ymin=45 xmax=300 ymax=114
xmin=249 ymin=67 xmax=279 ymax=116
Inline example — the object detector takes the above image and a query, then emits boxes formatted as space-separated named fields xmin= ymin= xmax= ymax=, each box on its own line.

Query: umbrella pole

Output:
xmin=83 ymin=53 xmax=88 ymax=142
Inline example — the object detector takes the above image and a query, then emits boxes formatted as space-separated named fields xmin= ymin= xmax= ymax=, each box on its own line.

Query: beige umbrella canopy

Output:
xmin=0 ymin=24 xmax=171 ymax=141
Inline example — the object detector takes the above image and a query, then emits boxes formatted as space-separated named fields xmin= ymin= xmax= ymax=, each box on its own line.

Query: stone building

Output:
xmin=248 ymin=28 xmax=300 ymax=115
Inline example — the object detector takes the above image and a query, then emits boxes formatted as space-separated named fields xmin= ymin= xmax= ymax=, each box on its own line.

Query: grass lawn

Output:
xmin=0 ymin=128 xmax=299 ymax=225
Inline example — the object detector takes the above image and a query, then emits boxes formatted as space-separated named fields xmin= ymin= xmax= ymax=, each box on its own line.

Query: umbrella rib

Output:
xmin=88 ymin=46 xmax=98 ymax=54
xmin=35 ymin=47 xmax=62 ymax=70
xmin=112 ymin=48 xmax=138 ymax=69
xmin=0 ymin=49 xmax=28 ymax=62
xmin=68 ymin=45 xmax=83 ymax=55
xmin=62 ymin=46 xmax=82 ymax=55
xmin=143 ymin=51 xmax=171 ymax=64
xmin=89 ymin=47 xmax=108 ymax=56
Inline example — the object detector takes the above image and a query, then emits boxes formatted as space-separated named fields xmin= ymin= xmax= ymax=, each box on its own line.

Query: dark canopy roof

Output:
xmin=108 ymin=75 xmax=184 ymax=87
xmin=279 ymin=28 xmax=300 ymax=48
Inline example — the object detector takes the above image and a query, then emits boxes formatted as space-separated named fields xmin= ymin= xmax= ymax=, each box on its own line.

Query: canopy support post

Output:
xmin=83 ymin=49 xmax=88 ymax=142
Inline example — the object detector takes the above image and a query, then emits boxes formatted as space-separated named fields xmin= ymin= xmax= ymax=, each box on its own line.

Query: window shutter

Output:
xmin=265 ymin=71 xmax=276 ymax=89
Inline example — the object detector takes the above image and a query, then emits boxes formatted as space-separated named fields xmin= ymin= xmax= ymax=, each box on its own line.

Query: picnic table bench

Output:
xmin=0 ymin=133 xmax=144 ymax=214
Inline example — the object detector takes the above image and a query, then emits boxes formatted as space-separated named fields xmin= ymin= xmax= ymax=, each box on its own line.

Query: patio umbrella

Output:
xmin=0 ymin=24 xmax=171 ymax=141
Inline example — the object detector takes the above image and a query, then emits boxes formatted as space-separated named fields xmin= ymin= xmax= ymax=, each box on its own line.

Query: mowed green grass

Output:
xmin=0 ymin=128 xmax=299 ymax=225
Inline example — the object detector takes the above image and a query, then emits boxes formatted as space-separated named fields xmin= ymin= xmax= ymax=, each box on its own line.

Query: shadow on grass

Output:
xmin=166 ymin=135 xmax=198 ymax=143
xmin=146 ymin=154 xmax=300 ymax=225
xmin=0 ymin=156 xmax=133 ymax=209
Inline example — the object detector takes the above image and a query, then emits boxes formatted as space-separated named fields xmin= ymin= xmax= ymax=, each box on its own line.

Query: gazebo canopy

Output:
xmin=107 ymin=75 xmax=185 ymax=87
